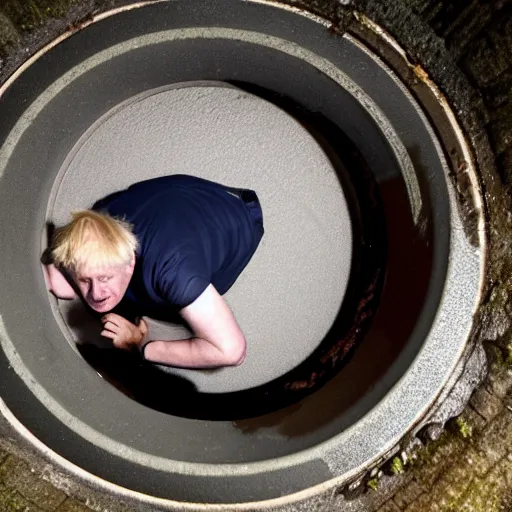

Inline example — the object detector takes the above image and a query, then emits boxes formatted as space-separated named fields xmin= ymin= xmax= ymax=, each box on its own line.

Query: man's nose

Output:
xmin=90 ymin=281 xmax=107 ymax=300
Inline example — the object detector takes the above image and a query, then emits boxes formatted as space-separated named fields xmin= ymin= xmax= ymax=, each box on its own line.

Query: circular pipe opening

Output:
xmin=52 ymin=81 xmax=354 ymax=399
xmin=0 ymin=0 xmax=484 ymax=506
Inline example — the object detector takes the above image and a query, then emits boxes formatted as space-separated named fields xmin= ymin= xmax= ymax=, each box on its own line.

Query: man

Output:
xmin=43 ymin=174 xmax=264 ymax=369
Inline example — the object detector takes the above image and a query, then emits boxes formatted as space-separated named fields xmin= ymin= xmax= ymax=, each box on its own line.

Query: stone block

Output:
xmin=0 ymin=12 xmax=20 ymax=48
xmin=447 ymin=459 xmax=509 ymax=510
xmin=455 ymin=406 xmax=487 ymax=436
xmin=484 ymin=341 xmax=505 ymax=369
xmin=474 ymin=410 xmax=512 ymax=465
xmin=485 ymin=461 xmax=509 ymax=489
xmin=1 ymin=0 xmax=77 ymax=32
xmin=376 ymin=500 xmax=401 ymax=512
xmin=469 ymin=386 xmax=503 ymax=421
xmin=462 ymin=447 xmax=492 ymax=478
xmin=413 ymin=434 xmax=467 ymax=489
xmin=444 ymin=0 xmax=490 ymax=56
xmin=489 ymin=117 xmax=512 ymax=155
xmin=392 ymin=479 xmax=424 ymax=509
xmin=462 ymin=36 xmax=510 ymax=89
xmin=0 ymin=456 xmax=66 ymax=511
xmin=485 ymin=366 xmax=512 ymax=399
xmin=488 ymin=13 xmax=512 ymax=59
xmin=488 ymin=99 xmax=512 ymax=124
xmin=56 ymin=499 xmax=95 ymax=512
xmin=422 ymin=1 xmax=443 ymax=23
xmin=482 ymin=70 xmax=512 ymax=109
xmin=404 ymin=492 xmax=440 ymax=512
xmin=427 ymin=463 xmax=474 ymax=510
xmin=456 ymin=476 xmax=503 ymax=511
xmin=0 ymin=490 xmax=44 ymax=511
xmin=403 ymin=0 xmax=435 ymax=15
xmin=498 ymin=454 xmax=512 ymax=488
xmin=497 ymin=146 xmax=512 ymax=187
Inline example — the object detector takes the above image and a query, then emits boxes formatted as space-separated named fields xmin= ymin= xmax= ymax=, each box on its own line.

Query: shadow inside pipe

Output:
xmin=62 ymin=85 xmax=432 ymax=430
xmin=233 ymin=173 xmax=433 ymax=435
xmin=72 ymin=161 xmax=430 ymax=433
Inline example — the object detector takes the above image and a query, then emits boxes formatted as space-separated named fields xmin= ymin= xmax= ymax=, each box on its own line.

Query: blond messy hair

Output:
xmin=52 ymin=210 xmax=138 ymax=272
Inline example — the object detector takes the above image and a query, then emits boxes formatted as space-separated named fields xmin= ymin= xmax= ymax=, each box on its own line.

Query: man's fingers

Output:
xmin=100 ymin=315 xmax=138 ymax=351
xmin=102 ymin=321 xmax=119 ymax=333
xmin=102 ymin=313 xmax=125 ymax=326
xmin=101 ymin=331 xmax=128 ymax=350
xmin=101 ymin=329 xmax=115 ymax=340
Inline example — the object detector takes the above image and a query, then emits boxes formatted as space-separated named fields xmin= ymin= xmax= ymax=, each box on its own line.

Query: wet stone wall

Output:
xmin=408 ymin=0 xmax=512 ymax=188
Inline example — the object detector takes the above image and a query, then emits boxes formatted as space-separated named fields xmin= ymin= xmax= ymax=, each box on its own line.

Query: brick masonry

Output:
xmin=0 ymin=0 xmax=512 ymax=511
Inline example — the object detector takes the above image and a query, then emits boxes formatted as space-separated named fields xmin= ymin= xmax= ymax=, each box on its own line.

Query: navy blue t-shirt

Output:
xmin=92 ymin=175 xmax=263 ymax=318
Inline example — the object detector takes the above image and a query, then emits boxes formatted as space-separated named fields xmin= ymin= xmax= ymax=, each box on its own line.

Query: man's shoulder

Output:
xmin=91 ymin=190 xmax=125 ymax=212
xmin=92 ymin=175 xmax=219 ymax=209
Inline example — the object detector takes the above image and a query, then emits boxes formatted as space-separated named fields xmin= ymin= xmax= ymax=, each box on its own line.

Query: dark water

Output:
xmin=232 ymin=177 xmax=433 ymax=435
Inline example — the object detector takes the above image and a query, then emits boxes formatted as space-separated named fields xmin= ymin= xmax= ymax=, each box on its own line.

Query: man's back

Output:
xmin=92 ymin=175 xmax=263 ymax=314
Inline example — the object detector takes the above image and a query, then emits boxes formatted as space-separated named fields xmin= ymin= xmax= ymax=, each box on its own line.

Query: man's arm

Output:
xmin=43 ymin=263 xmax=77 ymax=300
xmin=102 ymin=284 xmax=246 ymax=368
xmin=146 ymin=284 xmax=246 ymax=367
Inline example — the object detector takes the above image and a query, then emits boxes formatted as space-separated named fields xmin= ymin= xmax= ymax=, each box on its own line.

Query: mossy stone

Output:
xmin=1 ymin=0 xmax=77 ymax=32
xmin=0 ymin=12 xmax=20 ymax=49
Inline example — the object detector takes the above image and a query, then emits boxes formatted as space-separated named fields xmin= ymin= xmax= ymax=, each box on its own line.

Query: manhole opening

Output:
xmin=49 ymin=81 xmax=390 ymax=420
xmin=0 ymin=1 xmax=481 ymax=501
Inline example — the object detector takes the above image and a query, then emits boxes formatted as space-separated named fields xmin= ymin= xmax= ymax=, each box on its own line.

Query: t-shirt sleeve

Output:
xmin=157 ymin=253 xmax=210 ymax=310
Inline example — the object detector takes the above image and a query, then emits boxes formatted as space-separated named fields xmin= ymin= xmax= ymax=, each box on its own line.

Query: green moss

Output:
xmin=390 ymin=456 xmax=405 ymax=475
xmin=0 ymin=489 xmax=38 ymax=510
xmin=455 ymin=416 xmax=473 ymax=439
xmin=443 ymin=476 xmax=502 ymax=512
xmin=367 ymin=477 xmax=379 ymax=491
xmin=413 ymin=431 xmax=450 ymax=464
xmin=0 ymin=0 xmax=78 ymax=32
xmin=484 ymin=342 xmax=506 ymax=370
xmin=407 ymin=430 xmax=463 ymax=476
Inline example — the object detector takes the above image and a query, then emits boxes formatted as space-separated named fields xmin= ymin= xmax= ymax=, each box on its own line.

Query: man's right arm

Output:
xmin=43 ymin=263 xmax=77 ymax=300
xmin=141 ymin=284 xmax=246 ymax=368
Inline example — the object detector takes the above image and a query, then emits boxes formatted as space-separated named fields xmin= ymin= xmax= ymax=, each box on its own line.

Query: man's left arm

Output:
xmin=101 ymin=284 xmax=246 ymax=368
xmin=43 ymin=263 xmax=78 ymax=300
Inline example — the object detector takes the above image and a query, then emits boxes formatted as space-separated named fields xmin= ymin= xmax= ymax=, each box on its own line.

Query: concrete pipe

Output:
xmin=0 ymin=0 xmax=485 ymax=509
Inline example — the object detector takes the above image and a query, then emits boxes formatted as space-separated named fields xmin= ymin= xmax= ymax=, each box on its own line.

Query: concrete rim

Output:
xmin=0 ymin=0 xmax=485 ymax=506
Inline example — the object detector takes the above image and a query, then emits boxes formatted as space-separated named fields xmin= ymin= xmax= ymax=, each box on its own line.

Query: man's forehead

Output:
xmin=75 ymin=266 xmax=120 ymax=278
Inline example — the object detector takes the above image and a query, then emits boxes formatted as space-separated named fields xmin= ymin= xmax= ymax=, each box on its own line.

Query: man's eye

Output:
xmin=99 ymin=276 xmax=112 ymax=283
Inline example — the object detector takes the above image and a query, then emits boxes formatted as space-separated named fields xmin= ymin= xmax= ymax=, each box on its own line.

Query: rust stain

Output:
xmin=285 ymin=270 xmax=380 ymax=391
xmin=327 ymin=22 xmax=344 ymax=37
xmin=412 ymin=64 xmax=429 ymax=82
xmin=66 ymin=12 xmax=95 ymax=33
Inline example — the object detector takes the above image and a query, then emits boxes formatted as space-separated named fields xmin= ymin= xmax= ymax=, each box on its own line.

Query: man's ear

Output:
xmin=129 ymin=252 xmax=136 ymax=270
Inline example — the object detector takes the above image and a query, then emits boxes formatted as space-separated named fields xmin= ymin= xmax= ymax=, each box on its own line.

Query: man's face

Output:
xmin=74 ymin=260 xmax=134 ymax=313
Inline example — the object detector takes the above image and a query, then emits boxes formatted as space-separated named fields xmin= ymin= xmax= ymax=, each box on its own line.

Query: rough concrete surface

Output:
xmin=52 ymin=83 xmax=351 ymax=393
xmin=0 ymin=0 xmax=512 ymax=510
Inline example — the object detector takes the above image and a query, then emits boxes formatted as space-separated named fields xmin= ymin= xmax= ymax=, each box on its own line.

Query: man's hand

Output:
xmin=101 ymin=313 xmax=148 ymax=351
xmin=44 ymin=264 xmax=77 ymax=300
